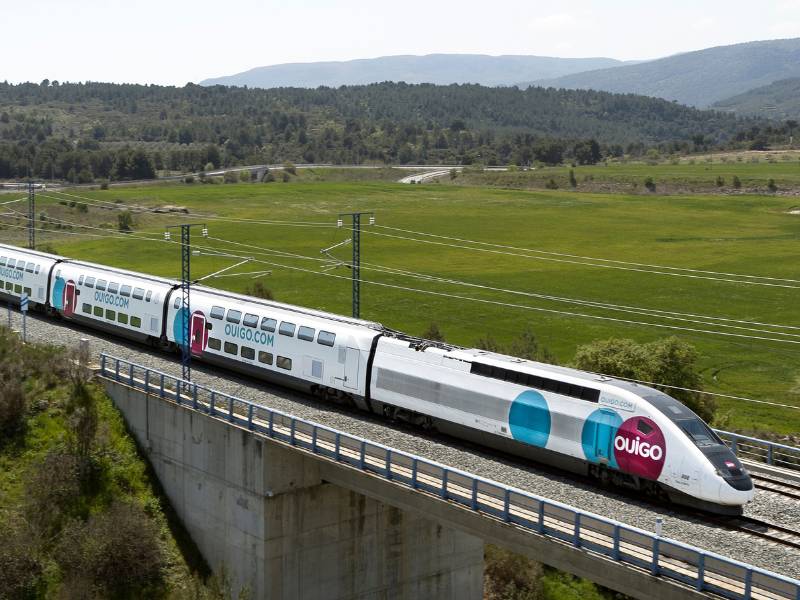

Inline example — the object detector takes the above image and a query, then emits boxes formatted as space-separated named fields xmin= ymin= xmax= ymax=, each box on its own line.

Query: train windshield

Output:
xmin=676 ymin=419 xmax=723 ymax=448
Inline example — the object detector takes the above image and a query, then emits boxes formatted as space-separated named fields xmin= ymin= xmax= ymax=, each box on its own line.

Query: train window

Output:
xmin=24 ymin=287 xmax=31 ymax=296
xmin=258 ymin=351 xmax=273 ymax=365
xmin=226 ymin=310 xmax=242 ymax=324
xmin=25 ymin=262 xmax=34 ymax=273
xmin=0 ymin=257 xmax=5 ymax=266
xmin=676 ymin=419 xmax=721 ymax=448
xmin=96 ymin=280 xmax=107 ymax=292
xmin=85 ymin=277 xmax=95 ymax=288
xmin=82 ymin=303 xmax=92 ymax=314
xmin=311 ymin=360 xmax=323 ymax=379
xmin=210 ymin=306 xmax=225 ymax=320
xmin=34 ymin=265 xmax=40 ymax=275
xmin=276 ymin=356 xmax=292 ymax=370
xmin=279 ymin=322 xmax=296 ymax=337
xmin=298 ymin=326 xmax=315 ymax=341
xmin=14 ymin=284 xmax=22 ymax=294
xmin=173 ymin=296 xmax=181 ymax=309
xmin=131 ymin=316 xmax=142 ymax=328
xmin=118 ymin=313 xmax=129 ymax=325
xmin=79 ymin=275 xmax=85 ymax=285
xmin=16 ymin=262 xmax=24 ymax=271
xmin=224 ymin=341 xmax=238 ymax=355
xmin=145 ymin=290 xmax=152 ymax=302
xmin=5 ymin=282 xmax=12 ymax=291
xmin=208 ymin=338 xmax=221 ymax=351
xmin=120 ymin=285 xmax=132 ymax=297
xmin=637 ymin=420 xmax=654 ymax=435
xmin=243 ymin=313 xmax=259 ymax=328
xmin=105 ymin=309 xmax=116 ymax=321
xmin=581 ymin=387 xmax=600 ymax=402
xmin=260 ymin=317 xmax=276 ymax=332
xmin=93 ymin=306 xmax=103 ymax=317
xmin=240 ymin=346 xmax=255 ymax=360
xmin=317 ymin=331 xmax=336 ymax=347
xmin=6 ymin=259 xmax=15 ymax=268
xmin=132 ymin=288 xmax=144 ymax=300
xmin=107 ymin=282 xmax=119 ymax=294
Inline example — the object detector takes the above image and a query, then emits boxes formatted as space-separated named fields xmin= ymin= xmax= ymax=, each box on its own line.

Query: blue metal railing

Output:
xmin=715 ymin=430 xmax=800 ymax=472
xmin=98 ymin=353 xmax=800 ymax=600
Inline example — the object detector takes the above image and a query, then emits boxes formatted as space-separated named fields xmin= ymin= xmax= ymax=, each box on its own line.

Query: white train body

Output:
xmin=0 ymin=243 xmax=753 ymax=513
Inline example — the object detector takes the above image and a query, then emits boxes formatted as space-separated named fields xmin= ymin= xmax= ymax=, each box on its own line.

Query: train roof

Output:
xmin=0 ymin=243 xmax=63 ymax=262
xmin=190 ymin=283 xmax=384 ymax=331
xmin=61 ymin=258 xmax=180 ymax=288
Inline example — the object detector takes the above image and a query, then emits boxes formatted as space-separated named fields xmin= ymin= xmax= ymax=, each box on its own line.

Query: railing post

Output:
xmin=743 ymin=569 xmax=752 ymax=599
xmin=311 ymin=427 xmax=318 ymax=453
xmin=115 ymin=360 xmax=120 ymax=382
xmin=290 ymin=419 xmax=296 ymax=445
xmin=160 ymin=373 xmax=165 ymax=398
xmin=411 ymin=459 xmax=418 ymax=489
xmin=537 ymin=501 xmax=545 ymax=533
xmin=441 ymin=469 xmax=448 ymax=499
xmin=100 ymin=354 xmax=106 ymax=375
xmin=502 ymin=489 xmax=511 ymax=522
xmin=612 ymin=525 xmax=621 ymax=561
xmin=192 ymin=384 xmax=198 ymax=410
xmin=386 ymin=450 xmax=392 ymax=479
xmin=359 ymin=441 xmax=366 ymax=469
xmin=144 ymin=370 xmax=150 ymax=395
xmin=767 ymin=443 xmax=774 ymax=465
xmin=128 ymin=363 xmax=134 ymax=385
xmin=731 ymin=438 xmax=738 ymax=456
xmin=574 ymin=513 xmax=581 ymax=547
xmin=696 ymin=553 xmax=705 ymax=591
xmin=269 ymin=412 xmax=275 ymax=437
xmin=247 ymin=404 xmax=254 ymax=430
xmin=227 ymin=396 xmax=234 ymax=422
xmin=651 ymin=537 xmax=661 ymax=576
xmin=471 ymin=478 xmax=479 ymax=511
xmin=334 ymin=433 xmax=341 ymax=459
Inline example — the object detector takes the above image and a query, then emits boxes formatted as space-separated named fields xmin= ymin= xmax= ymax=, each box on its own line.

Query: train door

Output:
xmin=589 ymin=409 xmax=619 ymax=465
xmin=190 ymin=313 xmax=206 ymax=355
xmin=63 ymin=281 xmax=76 ymax=317
xmin=343 ymin=347 xmax=360 ymax=389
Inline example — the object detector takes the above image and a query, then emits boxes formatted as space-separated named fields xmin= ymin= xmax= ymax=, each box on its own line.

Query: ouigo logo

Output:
xmin=613 ymin=417 xmax=666 ymax=479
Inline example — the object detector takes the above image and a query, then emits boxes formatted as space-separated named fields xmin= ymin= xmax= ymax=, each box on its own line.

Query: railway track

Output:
xmin=752 ymin=473 xmax=800 ymax=502
xmin=718 ymin=515 xmax=800 ymax=550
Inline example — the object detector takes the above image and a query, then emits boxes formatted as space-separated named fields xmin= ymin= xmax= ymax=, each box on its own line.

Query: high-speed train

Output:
xmin=0 ymin=242 xmax=753 ymax=514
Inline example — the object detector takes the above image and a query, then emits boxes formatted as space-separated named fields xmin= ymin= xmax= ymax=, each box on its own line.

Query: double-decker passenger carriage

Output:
xmin=49 ymin=260 xmax=177 ymax=343
xmin=0 ymin=243 xmax=753 ymax=514
xmin=0 ymin=244 xmax=61 ymax=309
xmin=163 ymin=285 xmax=382 ymax=405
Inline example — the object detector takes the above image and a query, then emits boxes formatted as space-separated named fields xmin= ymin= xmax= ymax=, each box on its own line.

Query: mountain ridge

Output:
xmin=200 ymin=53 xmax=628 ymax=88
xmin=526 ymin=38 xmax=800 ymax=107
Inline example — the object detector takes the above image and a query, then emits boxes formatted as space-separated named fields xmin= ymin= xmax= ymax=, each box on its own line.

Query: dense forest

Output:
xmin=0 ymin=80 xmax=792 ymax=181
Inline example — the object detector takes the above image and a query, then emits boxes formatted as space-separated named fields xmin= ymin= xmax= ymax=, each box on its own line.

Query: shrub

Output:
xmin=117 ymin=210 xmax=134 ymax=232
xmin=244 ymin=281 xmax=274 ymax=300
xmin=568 ymin=169 xmax=577 ymax=188
xmin=545 ymin=178 xmax=558 ymax=190
xmin=100 ymin=180 xmax=109 ymax=190
xmin=422 ymin=322 xmax=445 ymax=342
xmin=282 ymin=161 xmax=297 ymax=175
xmin=223 ymin=170 xmax=238 ymax=184
xmin=24 ymin=450 xmax=81 ymax=539
xmin=643 ymin=176 xmax=656 ymax=192
xmin=767 ymin=178 xmax=778 ymax=192
xmin=0 ymin=351 xmax=26 ymax=439
xmin=715 ymin=175 xmax=724 ymax=187
xmin=485 ymin=545 xmax=543 ymax=600
xmin=0 ymin=518 xmax=42 ymax=600
xmin=732 ymin=175 xmax=742 ymax=189
xmin=281 ymin=171 xmax=291 ymax=182
xmin=55 ymin=501 xmax=164 ymax=597
xmin=184 ymin=175 xmax=195 ymax=184
xmin=239 ymin=169 xmax=251 ymax=183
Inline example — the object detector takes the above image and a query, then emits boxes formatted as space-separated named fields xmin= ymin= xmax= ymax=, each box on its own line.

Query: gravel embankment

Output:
xmin=12 ymin=310 xmax=800 ymax=580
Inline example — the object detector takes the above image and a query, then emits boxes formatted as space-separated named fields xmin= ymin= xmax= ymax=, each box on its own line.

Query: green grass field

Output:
xmin=5 ymin=178 xmax=800 ymax=435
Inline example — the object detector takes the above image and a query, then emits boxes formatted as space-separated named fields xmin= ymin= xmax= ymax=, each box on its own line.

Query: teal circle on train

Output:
xmin=51 ymin=277 xmax=65 ymax=310
xmin=173 ymin=307 xmax=189 ymax=349
xmin=508 ymin=390 xmax=551 ymax=448
xmin=581 ymin=408 xmax=623 ymax=469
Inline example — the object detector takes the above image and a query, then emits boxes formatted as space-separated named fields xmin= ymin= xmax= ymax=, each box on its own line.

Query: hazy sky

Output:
xmin=2 ymin=0 xmax=798 ymax=85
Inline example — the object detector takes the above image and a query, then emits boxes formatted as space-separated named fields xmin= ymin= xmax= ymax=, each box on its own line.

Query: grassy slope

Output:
xmin=8 ymin=176 xmax=800 ymax=435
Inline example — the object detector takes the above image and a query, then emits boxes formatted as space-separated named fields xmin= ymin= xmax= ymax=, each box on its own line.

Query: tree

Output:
xmin=573 ymin=139 xmax=601 ymax=165
xmin=244 ymin=281 xmax=274 ymax=300
xmin=573 ymin=336 xmax=716 ymax=422
xmin=732 ymin=175 xmax=742 ymax=189
xmin=715 ymin=175 xmax=724 ymax=187
xmin=117 ymin=210 xmax=134 ymax=232
xmin=568 ymin=169 xmax=577 ymax=188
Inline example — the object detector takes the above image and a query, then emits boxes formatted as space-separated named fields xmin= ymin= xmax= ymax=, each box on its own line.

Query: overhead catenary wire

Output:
xmin=373 ymin=224 xmax=800 ymax=285
xmin=364 ymin=228 xmax=800 ymax=290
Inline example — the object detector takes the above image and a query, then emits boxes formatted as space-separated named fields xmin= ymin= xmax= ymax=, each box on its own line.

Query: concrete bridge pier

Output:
xmin=105 ymin=382 xmax=484 ymax=599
